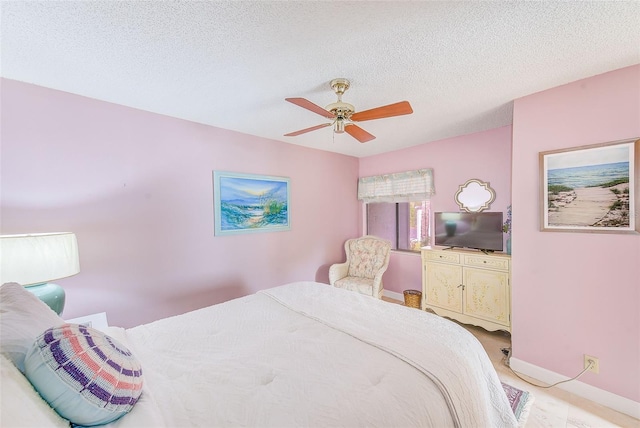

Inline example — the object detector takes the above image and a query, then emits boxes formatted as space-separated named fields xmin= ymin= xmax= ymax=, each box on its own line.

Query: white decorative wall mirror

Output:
xmin=455 ymin=179 xmax=496 ymax=212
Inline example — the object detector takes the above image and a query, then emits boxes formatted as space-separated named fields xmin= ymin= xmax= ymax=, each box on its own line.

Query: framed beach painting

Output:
xmin=213 ymin=171 xmax=291 ymax=236
xmin=540 ymin=138 xmax=639 ymax=234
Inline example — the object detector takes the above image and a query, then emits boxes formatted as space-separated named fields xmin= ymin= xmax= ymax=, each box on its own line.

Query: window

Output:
xmin=367 ymin=201 xmax=431 ymax=252
xmin=358 ymin=168 xmax=435 ymax=252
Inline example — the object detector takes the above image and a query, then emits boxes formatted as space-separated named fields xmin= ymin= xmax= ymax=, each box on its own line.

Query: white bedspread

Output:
xmin=106 ymin=281 xmax=517 ymax=428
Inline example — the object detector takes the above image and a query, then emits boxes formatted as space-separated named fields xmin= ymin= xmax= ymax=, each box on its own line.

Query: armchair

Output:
xmin=329 ymin=235 xmax=392 ymax=299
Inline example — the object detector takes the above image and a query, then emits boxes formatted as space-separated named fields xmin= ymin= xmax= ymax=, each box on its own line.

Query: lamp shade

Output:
xmin=0 ymin=232 xmax=80 ymax=286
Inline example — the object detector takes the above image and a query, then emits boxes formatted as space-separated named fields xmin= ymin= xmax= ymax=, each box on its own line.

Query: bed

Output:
xmin=0 ymin=281 xmax=518 ymax=427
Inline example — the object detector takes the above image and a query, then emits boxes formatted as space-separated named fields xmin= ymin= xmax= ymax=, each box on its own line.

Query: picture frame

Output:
xmin=540 ymin=138 xmax=639 ymax=234
xmin=213 ymin=171 xmax=291 ymax=236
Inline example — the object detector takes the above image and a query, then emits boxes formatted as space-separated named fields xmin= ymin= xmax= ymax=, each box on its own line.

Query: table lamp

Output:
xmin=0 ymin=232 xmax=80 ymax=315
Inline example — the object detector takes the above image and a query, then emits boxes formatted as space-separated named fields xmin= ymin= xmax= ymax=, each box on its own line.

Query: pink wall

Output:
xmin=0 ymin=79 xmax=360 ymax=327
xmin=511 ymin=65 xmax=640 ymax=401
xmin=359 ymin=126 xmax=513 ymax=294
xmin=5 ymin=66 xmax=637 ymax=405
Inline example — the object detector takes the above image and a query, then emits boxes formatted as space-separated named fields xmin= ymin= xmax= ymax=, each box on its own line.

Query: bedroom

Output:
xmin=1 ymin=1 xmax=639 ymax=427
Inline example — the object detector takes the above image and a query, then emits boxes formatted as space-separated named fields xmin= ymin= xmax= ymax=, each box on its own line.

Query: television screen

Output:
xmin=434 ymin=212 xmax=503 ymax=252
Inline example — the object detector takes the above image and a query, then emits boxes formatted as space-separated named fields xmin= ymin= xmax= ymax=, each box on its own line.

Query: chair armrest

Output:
xmin=370 ymin=261 xmax=391 ymax=297
xmin=329 ymin=262 xmax=349 ymax=285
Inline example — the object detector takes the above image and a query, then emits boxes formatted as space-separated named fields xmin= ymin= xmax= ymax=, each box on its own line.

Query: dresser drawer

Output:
xmin=424 ymin=250 xmax=461 ymax=264
xmin=463 ymin=254 xmax=510 ymax=271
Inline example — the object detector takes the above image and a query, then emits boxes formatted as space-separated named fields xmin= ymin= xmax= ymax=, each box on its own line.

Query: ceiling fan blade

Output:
xmin=284 ymin=123 xmax=332 ymax=137
xmin=350 ymin=101 xmax=413 ymax=122
xmin=285 ymin=98 xmax=336 ymax=119
xmin=345 ymin=124 xmax=376 ymax=143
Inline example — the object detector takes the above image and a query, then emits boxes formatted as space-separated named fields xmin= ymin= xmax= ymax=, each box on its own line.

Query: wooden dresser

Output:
xmin=421 ymin=246 xmax=511 ymax=332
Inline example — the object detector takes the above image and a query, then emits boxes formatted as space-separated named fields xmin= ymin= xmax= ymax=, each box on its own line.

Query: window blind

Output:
xmin=357 ymin=168 xmax=435 ymax=203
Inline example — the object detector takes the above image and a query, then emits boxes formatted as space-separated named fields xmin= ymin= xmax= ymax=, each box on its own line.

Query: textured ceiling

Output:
xmin=1 ymin=1 xmax=639 ymax=157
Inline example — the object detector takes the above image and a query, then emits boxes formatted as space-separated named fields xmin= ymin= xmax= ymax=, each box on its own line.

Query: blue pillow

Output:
xmin=24 ymin=323 xmax=143 ymax=426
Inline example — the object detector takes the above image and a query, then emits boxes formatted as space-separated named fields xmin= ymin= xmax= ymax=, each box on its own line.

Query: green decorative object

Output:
xmin=503 ymin=205 xmax=512 ymax=255
xmin=26 ymin=283 xmax=66 ymax=315
xmin=0 ymin=232 xmax=80 ymax=316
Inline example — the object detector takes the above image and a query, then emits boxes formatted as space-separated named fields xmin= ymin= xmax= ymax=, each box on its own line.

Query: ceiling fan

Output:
xmin=284 ymin=78 xmax=413 ymax=143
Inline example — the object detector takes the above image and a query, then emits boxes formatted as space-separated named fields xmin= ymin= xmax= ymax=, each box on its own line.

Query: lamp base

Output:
xmin=26 ymin=283 xmax=66 ymax=315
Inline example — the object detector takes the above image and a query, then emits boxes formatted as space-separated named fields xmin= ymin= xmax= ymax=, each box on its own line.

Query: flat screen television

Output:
xmin=434 ymin=212 xmax=503 ymax=252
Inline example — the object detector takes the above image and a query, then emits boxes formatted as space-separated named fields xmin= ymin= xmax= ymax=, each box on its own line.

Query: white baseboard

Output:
xmin=383 ymin=289 xmax=404 ymax=302
xmin=510 ymin=357 xmax=640 ymax=419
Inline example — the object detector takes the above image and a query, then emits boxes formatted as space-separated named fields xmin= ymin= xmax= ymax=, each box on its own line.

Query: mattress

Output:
xmin=102 ymin=281 xmax=517 ymax=427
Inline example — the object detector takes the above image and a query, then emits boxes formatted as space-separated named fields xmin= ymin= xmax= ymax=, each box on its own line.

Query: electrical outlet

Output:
xmin=584 ymin=355 xmax=599 ymax=374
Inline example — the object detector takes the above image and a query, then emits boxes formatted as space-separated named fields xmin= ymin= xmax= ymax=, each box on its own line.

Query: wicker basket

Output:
xmin=403 ymin=289 xmax=422 ymax=309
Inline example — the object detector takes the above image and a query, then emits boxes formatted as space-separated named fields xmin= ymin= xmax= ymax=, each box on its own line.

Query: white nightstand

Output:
xmin=66 ymin=312 xmax=109 ymax=332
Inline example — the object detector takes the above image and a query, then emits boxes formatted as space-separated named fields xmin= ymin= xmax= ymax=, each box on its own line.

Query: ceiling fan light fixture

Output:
xmin=284 ymin=78 xmax=413 ymax=144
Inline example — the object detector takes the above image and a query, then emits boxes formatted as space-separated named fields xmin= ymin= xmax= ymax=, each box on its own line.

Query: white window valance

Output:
xmin=357 ymin=168 xmax=435 ymax=203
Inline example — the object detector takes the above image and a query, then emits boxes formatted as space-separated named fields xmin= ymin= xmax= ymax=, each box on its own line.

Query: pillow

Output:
xmin=24 ymin=323 xmax=144 ymax=426
xmin=0 ymin=353 xmax=70 ymax=427
xmin=0 ymin=282 xmax=65 ymax=372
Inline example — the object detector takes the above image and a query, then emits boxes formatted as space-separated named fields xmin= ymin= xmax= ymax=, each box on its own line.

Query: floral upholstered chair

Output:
xmin=329 ymin=235 xmax=392 ymax=299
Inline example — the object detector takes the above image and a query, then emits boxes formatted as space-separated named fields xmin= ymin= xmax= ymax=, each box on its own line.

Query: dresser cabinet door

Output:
xmin=425 ymin=262 xmax=463 ymax=313
xmin=463 ymin=267 xmax=510 ymax=326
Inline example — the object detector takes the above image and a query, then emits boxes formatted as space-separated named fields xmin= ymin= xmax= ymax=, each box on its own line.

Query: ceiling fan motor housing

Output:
xmin=326 ymin=102 xmax=355 ymax=118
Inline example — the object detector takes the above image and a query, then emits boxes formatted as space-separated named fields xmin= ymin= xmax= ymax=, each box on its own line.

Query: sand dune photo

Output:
xmin=540 ymin=138 xmax=638 ymax=233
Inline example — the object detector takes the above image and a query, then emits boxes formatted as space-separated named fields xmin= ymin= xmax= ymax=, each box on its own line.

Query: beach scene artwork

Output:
xmin=541 ymin=139 xmax=637 ymax=233
xmin=214 ymin=171 xmax=290 ymax=235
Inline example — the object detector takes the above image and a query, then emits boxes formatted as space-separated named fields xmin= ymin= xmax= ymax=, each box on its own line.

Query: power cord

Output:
xmin=500 ymin=347 xmax=595 ymax=389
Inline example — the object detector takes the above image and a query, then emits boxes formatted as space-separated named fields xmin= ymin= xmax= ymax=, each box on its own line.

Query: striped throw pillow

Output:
xmin=24 ymin=323 xmax=143 ymax=426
